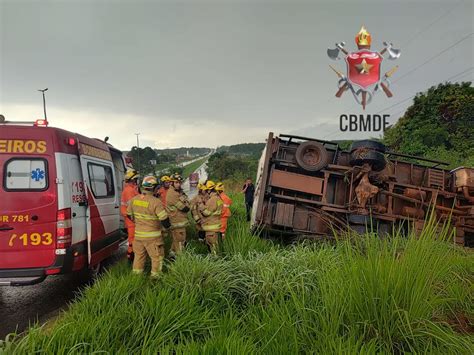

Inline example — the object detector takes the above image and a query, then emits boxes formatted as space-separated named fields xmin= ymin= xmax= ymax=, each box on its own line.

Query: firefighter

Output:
xmin=199 ymin=180 xmax=223 ymax=255
xmin=157 ymin=175 xmax=172 ymax=205
xmin=127 ymin=175 xmax=170 ymax=278
xmin=215 ymin=182 xmax=232 ymax=238
xmin=121 ymin=169 xmax=140 ymax=263
xmin=190 ymin=182 xmax=208 ymax=241
xmin=166 ymin=173 xmax=190 ymax=257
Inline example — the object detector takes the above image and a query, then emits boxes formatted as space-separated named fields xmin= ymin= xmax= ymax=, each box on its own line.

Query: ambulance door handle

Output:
xmin=72 ymin=212 xmax=77 ymax=218
xmin=114 ymin=205 xmax=119 ymax=209
xmin=0 ymin=226 xmax=14 ymax=231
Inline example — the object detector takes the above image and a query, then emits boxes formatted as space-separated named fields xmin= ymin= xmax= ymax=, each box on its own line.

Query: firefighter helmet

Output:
xmin=215 ymin=182 xmax=224 ymax=192
xmin=205 ymin=180 xmax=216 ymax=190
xmin=171 ymin=173 xmax=183 ymax=182
xmin=142 ymin=175 xmax=158 ymax=189
xmin=161 ymin=175 xmax=171 ymax=182
xmin=124 ymin=169 xmax=139 ymax=181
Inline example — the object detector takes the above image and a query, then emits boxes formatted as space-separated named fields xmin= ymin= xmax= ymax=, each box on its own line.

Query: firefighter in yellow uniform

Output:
xmin=166 ymin=173 xmax=190 ymax=257
xmin=190 ymin=182 xmax=208 ymax=241
xmin=127 ymin=176 xmax=170 ymax=278
xmin=199 ymin=180 xmax=223 ymax=255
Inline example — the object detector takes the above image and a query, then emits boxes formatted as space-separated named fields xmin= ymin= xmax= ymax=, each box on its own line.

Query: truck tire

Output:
xmin=350 ymin=140 xmax=386 ymax=153
xmin=349 ymin=149 xmax=386 ymax=171
xmin=295 ymin=141 xmax=329 ymax=172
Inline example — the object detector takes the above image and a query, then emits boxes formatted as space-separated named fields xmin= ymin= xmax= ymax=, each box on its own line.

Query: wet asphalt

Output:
xmin=0 ymin=243 xmax=126 ymax=340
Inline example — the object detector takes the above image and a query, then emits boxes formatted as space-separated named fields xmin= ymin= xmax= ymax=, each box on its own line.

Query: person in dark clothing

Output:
xmin=242 ymin=178 xmax=255 ymax=222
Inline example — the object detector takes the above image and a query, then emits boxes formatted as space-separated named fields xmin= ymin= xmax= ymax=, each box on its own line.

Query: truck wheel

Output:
xmin=350 ymin=140 xmax=386 ymax=153
xmin=349 ymin=150 xmax=386 ymax=171
xmin=295 ymin=141 xmax=329 ymax=172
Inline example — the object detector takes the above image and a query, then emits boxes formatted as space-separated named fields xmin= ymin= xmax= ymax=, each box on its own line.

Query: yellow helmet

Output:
xmin=124 ymin=169 xmax=139 ymax=181
xmin=205 ymin=180 xmax=216 ymax=190
xmin=161 ymin=175 xmax=171 ymax=182
xmin=197 ymin=182 xmax=204 ymax=190
xmin=171 ymin=173 xmax=183 ymax=182
xmin=141 ymin=175 xmax=158 ymax=189
xmin=215 ymin=182 xmax=224 ymax=192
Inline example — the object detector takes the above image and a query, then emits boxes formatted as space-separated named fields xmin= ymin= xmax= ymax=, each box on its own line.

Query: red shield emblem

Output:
xmin=345 ymin=50 xmax=382 ymax=89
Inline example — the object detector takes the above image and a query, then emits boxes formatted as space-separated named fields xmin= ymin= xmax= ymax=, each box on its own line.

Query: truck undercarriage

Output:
xmin=251 ymin=133 xmax=474 ymax=247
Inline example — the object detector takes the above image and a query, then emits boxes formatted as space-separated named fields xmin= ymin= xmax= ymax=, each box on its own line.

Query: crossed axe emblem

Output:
xmin=327 ymin=27 xmax=401 ymax=109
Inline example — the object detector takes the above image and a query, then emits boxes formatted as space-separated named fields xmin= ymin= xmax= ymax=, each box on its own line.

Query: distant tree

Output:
xmin=207 ymin=152 xmax=258 ymax=182
xmin=384 ymin=82 xmax=474 ymax=168
xmin=217 ymin=143 xmax=265 ymax=158
xmin=127 ymin=146 xmax=158 ymax=174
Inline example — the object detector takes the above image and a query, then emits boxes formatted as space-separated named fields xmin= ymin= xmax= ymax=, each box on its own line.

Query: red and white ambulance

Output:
xmin=0 ymin=117 xmax=128 ymax=285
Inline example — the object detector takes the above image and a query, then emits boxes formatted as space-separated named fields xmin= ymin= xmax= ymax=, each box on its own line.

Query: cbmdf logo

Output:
xmin=327 ymin=26 xmax=401 ymax=109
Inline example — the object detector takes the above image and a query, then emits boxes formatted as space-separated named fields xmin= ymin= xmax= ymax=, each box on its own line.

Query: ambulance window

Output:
xmin=87 ymin=163 xmax=115 ymax=198
xmin=4 ymin=159 xmax=48 ymax=191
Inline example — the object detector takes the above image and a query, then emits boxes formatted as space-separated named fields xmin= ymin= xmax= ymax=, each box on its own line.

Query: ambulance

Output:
xmin=0 ymin=117 xmax=128 ymax=285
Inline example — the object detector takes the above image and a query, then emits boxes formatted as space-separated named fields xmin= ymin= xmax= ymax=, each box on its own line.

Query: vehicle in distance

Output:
xmin=251 ymin=132 xmax=474 ymax=247
xmin=0 ymin=118 xmax=129 ymax=286
xmin=189 ymin=172 xmax=199 ymax=187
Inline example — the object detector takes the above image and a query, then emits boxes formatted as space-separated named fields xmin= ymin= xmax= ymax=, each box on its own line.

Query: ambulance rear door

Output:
xmin=77 ymin=141 xmax=120 ymax=266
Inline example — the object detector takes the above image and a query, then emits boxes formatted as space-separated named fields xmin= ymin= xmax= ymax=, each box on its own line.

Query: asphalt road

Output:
xmin=182 ymin=162 xmax=208 ymax=199
xmin=0 ymin=243 xmax=126 ymax=340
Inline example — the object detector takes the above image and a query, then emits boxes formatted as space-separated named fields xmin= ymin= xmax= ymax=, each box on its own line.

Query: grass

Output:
xmin=181 ymin=157 xmax=208 ymax=179
xmin=1 ymin=194 xmax=473 ymax=354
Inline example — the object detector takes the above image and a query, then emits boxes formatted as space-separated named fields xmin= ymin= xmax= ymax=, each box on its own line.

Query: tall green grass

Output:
xmin=2 ymin=195 xmax=473 ymax=354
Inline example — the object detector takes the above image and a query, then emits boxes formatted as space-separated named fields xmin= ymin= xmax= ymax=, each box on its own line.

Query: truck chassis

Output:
xmin=251 ymin=133 xmax=474 ymax=247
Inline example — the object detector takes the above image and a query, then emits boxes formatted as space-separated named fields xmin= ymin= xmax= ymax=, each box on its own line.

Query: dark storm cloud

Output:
xmin=1 ymin=0 xmax=472 ymax=147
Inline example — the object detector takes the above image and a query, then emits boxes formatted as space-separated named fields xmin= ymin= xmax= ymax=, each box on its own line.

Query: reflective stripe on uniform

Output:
xmin=171 ymin=221 xmax=189 ymax=228
xmin=133 ymin=212 xmax=159 ymax=221
xmin=202 ymin=224 xmax=221 ymax=232
xmin=157 ymin=210 xmax=168 ymax=220
xmin=135 ymin=230 xmax=162 ymax=237
xmin=133 ymin=200 xmax=150 ymax=208
xmin=223 ymin=204 xmax=230 ymax=208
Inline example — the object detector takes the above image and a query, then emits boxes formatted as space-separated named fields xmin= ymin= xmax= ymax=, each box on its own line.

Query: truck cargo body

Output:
xmin=251 ymin=133 xmax=474 ymax=246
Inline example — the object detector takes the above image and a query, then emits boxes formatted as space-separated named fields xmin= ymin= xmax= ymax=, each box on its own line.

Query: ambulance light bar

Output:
xmin=34 ymin=119 xmax=49 ymax=127
xmin=0 ymin=115 xmax=50 ymax=127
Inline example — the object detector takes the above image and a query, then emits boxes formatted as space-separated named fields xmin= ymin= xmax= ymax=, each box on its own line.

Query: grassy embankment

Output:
xmin=181 ymin=156 xmax=208 ymax=179
xmin=2 ymin=194 xmax=473 ymax=353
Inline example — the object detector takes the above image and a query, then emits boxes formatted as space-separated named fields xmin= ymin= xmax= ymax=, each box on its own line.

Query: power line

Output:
xmin=401 ymin=1 xmax=463 ymax=48
xmin=392 ymin=33 xmax=473 ymax=84
xmin=377 ymin=66 xmax=474 ymax=114
xmin=321 ymin=66 xmax=474 ymax=140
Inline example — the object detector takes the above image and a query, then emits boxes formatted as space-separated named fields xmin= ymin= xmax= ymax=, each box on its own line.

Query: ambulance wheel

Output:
xmin=350 ymin=140 xmax=386 ymax=153
xmin=295 ymin=141 xmax=329 ymax=172
xmin=349 ymin=150 xmax=386 ymax=171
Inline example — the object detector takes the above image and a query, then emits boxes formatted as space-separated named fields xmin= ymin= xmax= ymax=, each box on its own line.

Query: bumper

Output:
xmin=0 ymin=242 xmax=86 ymax=286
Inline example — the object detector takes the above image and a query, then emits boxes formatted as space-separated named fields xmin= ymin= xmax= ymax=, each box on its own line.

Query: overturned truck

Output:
xmin=251 ymin=133 xmax=474 ymax=246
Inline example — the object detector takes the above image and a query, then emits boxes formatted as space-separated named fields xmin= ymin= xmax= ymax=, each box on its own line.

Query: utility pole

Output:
xmin=38 ymin=88 xmax=48 ymax=121
xmin=135 ymin=133 xmax=141 ymax=172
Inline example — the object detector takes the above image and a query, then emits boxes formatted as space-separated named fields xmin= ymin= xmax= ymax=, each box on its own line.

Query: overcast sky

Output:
xmin=1 ymin=0 xmax=472 ymax=150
